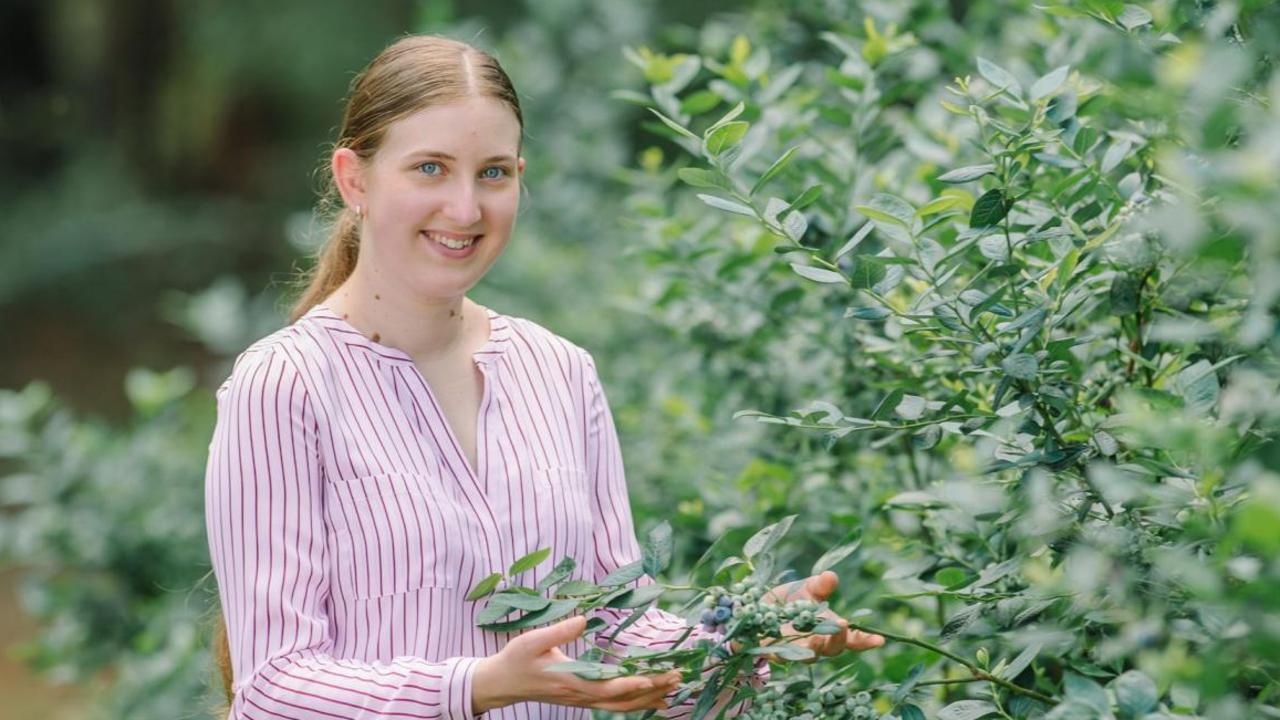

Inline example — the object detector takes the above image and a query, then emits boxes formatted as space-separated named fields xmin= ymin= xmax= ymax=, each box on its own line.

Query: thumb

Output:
xmin=518 ymin=615 xmax=587 ymax=654
xmin=804 ymin=570 xmax=839 ymax=601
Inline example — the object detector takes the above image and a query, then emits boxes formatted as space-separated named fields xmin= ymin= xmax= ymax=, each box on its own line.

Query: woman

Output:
xmin=205 ymin=33 xmax=882 ymax=720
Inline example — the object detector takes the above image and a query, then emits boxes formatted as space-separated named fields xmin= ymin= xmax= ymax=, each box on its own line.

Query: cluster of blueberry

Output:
xmin=743 ymin=684 xmax=877 ymax=720
xmin=697 ymin=581 xmax=824 ymax=638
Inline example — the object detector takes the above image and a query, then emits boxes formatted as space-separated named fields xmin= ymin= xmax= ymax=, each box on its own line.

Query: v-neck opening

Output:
xmin=305 ymin=301 xmax=506 ymax=493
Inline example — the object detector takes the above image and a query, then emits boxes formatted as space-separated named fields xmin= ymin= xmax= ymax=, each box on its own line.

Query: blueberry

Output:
xmin=718 ymin=595 xmax=735 ymax=608
xmin=712 ymin=605 xmax=732 ymax=623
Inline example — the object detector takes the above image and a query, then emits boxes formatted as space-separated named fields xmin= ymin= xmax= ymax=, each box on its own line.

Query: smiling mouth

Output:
xmin=422 ymin=231 xmax=482 ymax=249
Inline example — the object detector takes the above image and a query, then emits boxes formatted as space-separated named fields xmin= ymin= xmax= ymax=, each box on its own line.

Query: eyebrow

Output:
xmin=408 ymin=150 xmax=517 ymax=164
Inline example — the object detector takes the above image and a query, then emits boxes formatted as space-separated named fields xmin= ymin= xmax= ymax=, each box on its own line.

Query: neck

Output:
xmin=324 ymin=268 xmax=480 ymax=363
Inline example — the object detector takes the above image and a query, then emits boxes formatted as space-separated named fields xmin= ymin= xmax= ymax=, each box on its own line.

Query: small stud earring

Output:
xmin=355 ymin=204 xmax=364 ymax=219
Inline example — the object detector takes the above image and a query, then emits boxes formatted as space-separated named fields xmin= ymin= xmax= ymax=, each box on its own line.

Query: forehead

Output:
xmin=379 ymin=96 xmax=521 ymax=160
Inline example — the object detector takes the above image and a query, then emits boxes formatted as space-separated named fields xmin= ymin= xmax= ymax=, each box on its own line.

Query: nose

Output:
xmin=441 ymin=178 xmax=482 ymax=228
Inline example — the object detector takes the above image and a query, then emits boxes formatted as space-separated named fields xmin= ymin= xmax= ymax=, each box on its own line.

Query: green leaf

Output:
xmin=901 ymin=705 xmax=926 ymax=720
xmin=790 ymin=263 xmax=846 ymax=284
xmin=785 ymin=184 xmax=824 ymax=214
xmin=705 ymin=121 xmax=749 ymax=155
xmin=466 ymin=572 xmax=504 ymax=601
xmin=755 ymin=643 xmax=814 ymax=661
xmin=893 ymin=663 xmax=927 ymax=706
xmin=835 ymin=222 xmax=875 ymax=259
xmin=856 ymin=193 xmax=916 ymax=226
xmin=600 ymin=560 xmax=646 ymax=587
xmin=751 ymin=146 xmax=799 ymax=196
xmin=1109 ymin=274 xmax=1140 ymax=315
xmin=697 ymin=193 xmax=755 ymax=217
xmin=1117 ymin=4 xmax=1153 ymax=30
xmin=647 ymin=107 xmax=698 ymax=141
xmin=1112 ymin=670 xmax=1158 ymax=716
xmin=1175 ymin=359 xmax=1219 ymax=414
xmin=977 ymin=57 xmax=1022 ymax=97
xmin=478 ymin=598 xmax=580 ymax=632
xmin=938 ymin=164 xmax=996 ymax=183
xmin=703 ymin=101 xmax=745 ymax=136
xmin=606 ymin=584 xmax=665 ymax=609
xmin=509 ymin=548 xmax=552 ymax=576
xmin=848 ymin=256 xmax=888 ymax=290
xmin=643 ymin=520 xmax=673 ymax=577
xmin=743 ymin=515 xmax=797 ymax=560
xmin=1101 ymin=139 xmax=1133 ymax=173
xmin=476 ymin=599 xmax=517 ymax=625
xmin=895 ymin=394 xmax=926 ymax=420
xmin=969 ymin=189 xmax=1009 ymax=228
xmin=845 ymin=305 xmax=892 ymax=320
xmin=917 ymin=195 xmax=966 ymax=216
xmin=489 ymin=591 xmax=551 ymax=612
xmin=999 ymin=642 xmax=1043 ymax=680
xmin=811 ymin=539 xmax=861 ymax=574
xmin=1065 ymin=673 xmax=1110 ymax=713
xmin=1001 ymin=353 xmax=1039 ymax=380
xmin=677 ymin=167 xmax=728 ymax=190
xmin=1030 ymin=65 xmax=1070 ymax=101
xmin=536 ymin=556 xmax=577 ymax=591
xmin=554 ymin=579 xmax=601 ymax=597
xmin=938 ymin=700 xmax=998 ymax=720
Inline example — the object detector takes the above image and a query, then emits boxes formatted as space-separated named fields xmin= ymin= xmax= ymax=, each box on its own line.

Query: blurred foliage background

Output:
xmin=1 ymin=0 xmax=1277 ymax=718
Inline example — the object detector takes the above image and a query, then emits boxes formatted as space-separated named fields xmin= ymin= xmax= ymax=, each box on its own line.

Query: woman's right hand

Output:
xmin=471 ymin=615 xmax=682 ymax=715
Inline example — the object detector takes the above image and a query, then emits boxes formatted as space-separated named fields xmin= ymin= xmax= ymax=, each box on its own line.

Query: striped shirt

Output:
xmin=205 ymin=303 xmax=764 ymax=719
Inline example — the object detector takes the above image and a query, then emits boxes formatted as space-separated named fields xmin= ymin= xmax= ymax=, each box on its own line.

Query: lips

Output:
xmin=422 ymin=230 xmax=482 ymax=249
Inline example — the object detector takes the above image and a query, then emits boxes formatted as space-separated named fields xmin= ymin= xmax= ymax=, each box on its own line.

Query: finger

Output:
xmin=821 ymin=618 xmax=849 ymax=656
xmin=803 ymin=570 xmax=839 ymax=602
xmin=845 ymin=628 xmax=886 ymax=651
xmin=516 ymin=615 xmax=587 ymax=654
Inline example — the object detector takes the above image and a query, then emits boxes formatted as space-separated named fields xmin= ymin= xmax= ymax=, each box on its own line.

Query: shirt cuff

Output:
xmin=440 ymin=656 xmax=484 ymax=720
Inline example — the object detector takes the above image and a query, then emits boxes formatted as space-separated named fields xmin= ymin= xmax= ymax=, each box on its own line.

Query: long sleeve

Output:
xmin=205 ymin=346 xmax=483 ymax=720
xmin=581 ymin=353 xmax=768 ymax=718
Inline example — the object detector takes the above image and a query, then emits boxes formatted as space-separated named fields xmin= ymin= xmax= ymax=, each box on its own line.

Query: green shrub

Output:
xmin=616 ymin=0 xmax=1280 ymax=716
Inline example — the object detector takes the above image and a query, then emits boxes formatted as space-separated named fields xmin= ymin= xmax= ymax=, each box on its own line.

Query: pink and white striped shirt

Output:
xmin=205 ymin=303 xmax=762 ymax=720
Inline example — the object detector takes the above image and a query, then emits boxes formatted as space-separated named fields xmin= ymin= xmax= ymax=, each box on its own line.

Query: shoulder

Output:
xmin=500 ymin=311 xmax=600 ymax=379
xmin=215 ymin=320 xmax=323 ymax=402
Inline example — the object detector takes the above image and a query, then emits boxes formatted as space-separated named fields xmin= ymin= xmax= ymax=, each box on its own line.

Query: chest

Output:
xmin=415 ymin=359 xmax=485 ymax=474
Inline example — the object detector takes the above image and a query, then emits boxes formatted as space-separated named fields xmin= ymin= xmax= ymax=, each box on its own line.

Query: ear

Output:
xmin=332 ymin=147 xmax=367 ymax=211
xmin=517 ymin=156 xmax=526 ymax=177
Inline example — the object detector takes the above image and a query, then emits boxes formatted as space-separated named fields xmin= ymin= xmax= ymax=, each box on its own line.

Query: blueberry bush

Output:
xmin=608 ymin=0 xmax=1280 ymax=718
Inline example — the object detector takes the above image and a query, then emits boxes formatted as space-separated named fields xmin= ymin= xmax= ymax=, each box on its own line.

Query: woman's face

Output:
xmin=338 ymin=95 xmax=525 ymax=302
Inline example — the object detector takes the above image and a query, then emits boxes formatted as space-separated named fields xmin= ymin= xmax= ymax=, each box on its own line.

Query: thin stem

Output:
xmin=847 ymin=622 xmax=1058 ymax=705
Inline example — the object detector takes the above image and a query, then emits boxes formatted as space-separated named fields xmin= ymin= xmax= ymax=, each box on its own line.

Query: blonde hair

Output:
xmin=211 ymin=33 xmax=523 ymax=712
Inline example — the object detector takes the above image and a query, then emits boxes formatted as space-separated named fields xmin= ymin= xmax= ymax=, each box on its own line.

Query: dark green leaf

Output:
xmin=970 ymin=189 xmax=1009 ymax=228
xmin=478 ymin=598 xmax=580 ymax=632
xmin=536 ymin=556 xmax=577 ymax=592
xmin=1001 ymin=353 xmax=1039 ymax=380
xmin=600 ymin=560 xmax=646 ymax=587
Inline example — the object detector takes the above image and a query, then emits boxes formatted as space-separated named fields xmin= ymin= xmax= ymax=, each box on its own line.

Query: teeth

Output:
xmin=426 ymin=232 xmax=477 ymax=249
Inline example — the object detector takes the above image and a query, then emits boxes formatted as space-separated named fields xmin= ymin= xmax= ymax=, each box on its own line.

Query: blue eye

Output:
xmin=481 ymin=166 xmax=508 ymax=180
xmin=418 ymin=161 xmax=442 ymax=176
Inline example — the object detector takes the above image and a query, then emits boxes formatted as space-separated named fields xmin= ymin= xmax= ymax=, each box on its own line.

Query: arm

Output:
xmin=206 ymin=347 xmax=483 ymax=719
xmin=581 ymin=353 xmax=770 ymax=718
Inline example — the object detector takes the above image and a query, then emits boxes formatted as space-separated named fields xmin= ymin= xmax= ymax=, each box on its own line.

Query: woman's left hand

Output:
xmin=731 ymin=570 xmax=885 ymax=661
